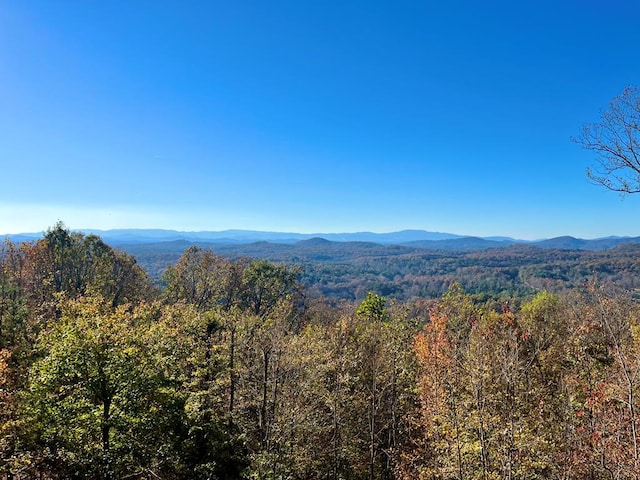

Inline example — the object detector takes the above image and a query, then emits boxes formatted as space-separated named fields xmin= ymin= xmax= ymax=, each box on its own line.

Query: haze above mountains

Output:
xmin=3 ymin=228 xmax=639 ymax=252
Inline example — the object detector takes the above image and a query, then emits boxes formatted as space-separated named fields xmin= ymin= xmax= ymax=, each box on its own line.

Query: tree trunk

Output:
xmin=261 ymin=349 xmax=270 ymax=449
xmin=102 ymin=397 xmax=112 ymax=480
xmin=229 ymin=325 xmax=236 ymax=428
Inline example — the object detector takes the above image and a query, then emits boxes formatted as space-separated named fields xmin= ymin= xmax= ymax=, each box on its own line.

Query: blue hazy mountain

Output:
xmin=3 ymin=229 xmax=639 ymax=252
xmin=71 ymin=229 xmax=467 ymax=245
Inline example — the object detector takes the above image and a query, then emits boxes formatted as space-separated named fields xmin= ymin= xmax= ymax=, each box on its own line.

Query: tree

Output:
xmin=282 ymin=314 xmax=360 ymax=480
xmin=413 ymin=304 xmax=459 ymax=479
xmin=162 ymin=246 xmax=232 ymax=311
xmin=575 ymin=85 xmax=640 ymax=194
xmin=147 ymin=302 xmax=248 ymax=479
xmin=518 ymin=291 xmax=568 ymax=476
xmin=564 ymin=286 xmax=640 ymax=480
xmin=357 ymin=292 xmax=390 ymax=323
xmin=352 ymin=293 xmax=419 ymax=480
xmin=0 ymin=348 xmax=18 ymax=477
xmin=0 ymin=240 xmax=27 ymax=353
xmin=240 ymin=259 xmax=301 ymax=319
xmin=21 ymin=223 xmax=151 ymax=317
xmin=21 ymin=297 xmax=187 ymax=479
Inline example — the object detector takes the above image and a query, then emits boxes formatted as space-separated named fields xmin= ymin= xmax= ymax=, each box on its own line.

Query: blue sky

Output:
xmin=1 ymin=1 xmax=639 ymax=239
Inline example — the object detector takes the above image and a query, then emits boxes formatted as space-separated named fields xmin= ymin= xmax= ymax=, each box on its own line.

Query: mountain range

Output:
xmin=3 ymin=228 xmax=639 ymax=252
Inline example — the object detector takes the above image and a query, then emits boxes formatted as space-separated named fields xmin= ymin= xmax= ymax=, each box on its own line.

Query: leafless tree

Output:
xmin=575 ymin=86 xmax=640 ymax=194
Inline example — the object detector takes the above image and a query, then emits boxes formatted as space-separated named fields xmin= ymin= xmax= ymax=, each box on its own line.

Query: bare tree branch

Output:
xmin=574 ymin=86 xmax=640 ymax=194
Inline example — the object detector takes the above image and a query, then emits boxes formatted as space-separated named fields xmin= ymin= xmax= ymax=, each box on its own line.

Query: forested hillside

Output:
xmin=123 ymin=239 xmax=640 ymax=302
xmin=2 ymin=224 xmax=640 ymax=479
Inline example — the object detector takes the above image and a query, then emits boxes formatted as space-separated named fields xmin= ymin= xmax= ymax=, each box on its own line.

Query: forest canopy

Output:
xmin=1 ymin=224 xmax=640 ymax=479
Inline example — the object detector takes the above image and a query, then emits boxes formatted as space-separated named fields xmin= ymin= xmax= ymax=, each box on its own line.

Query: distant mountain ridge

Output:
xmin=79 ymin=228 xmax=466 ymax=245
xmin=2 ymin=228 xmax=465 ymax=245
xmin=2 ymin=228 xmax=640 ymax=252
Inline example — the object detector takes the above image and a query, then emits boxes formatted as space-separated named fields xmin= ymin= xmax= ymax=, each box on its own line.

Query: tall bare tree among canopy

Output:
xmin=576 ymin=86 xmax=640 ymax=194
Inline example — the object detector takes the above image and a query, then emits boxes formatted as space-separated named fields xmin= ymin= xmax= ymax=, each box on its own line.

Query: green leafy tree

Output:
xmin=518 ymin=291 xmax=568 ymax=476
xmin=146 ymin=302 xmax=248 ymax=479
xmin=356 ymin=292 xmax=390 ymax=323
xmin=240 ymin=259 xmax=301 ymax=319
xmin=21 ymin=297 xmax=185 ymax=479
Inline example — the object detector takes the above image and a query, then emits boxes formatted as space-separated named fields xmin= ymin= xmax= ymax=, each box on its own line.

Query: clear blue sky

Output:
xmin=1 ymin=1 xmax=639 ymax=239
